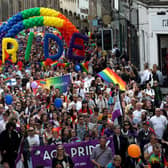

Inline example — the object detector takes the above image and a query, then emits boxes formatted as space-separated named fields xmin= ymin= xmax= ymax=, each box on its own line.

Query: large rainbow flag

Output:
xmin=35 ymin=74 xmax=71 ymax=93
xmin=98 ymin=67 xmax=126 ymax=91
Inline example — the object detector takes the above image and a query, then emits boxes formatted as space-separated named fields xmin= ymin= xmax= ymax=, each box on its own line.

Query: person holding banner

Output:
xmin=91 ymin=136 xmax=113 ymax=168
xmin=52 ymin=144 xmax=74 ymax=168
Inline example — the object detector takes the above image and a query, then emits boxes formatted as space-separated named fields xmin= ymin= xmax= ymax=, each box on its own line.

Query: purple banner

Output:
xmin=31 ymin=138 xmax=114 ymax=168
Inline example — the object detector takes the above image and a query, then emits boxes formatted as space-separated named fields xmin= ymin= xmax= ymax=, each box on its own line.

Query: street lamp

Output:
xmin=128 ymin=0 xmax=133 ymax=61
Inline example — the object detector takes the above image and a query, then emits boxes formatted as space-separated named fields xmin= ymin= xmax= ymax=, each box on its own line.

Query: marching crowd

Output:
xmin=0 ymin=30 xmax=168 ymax=168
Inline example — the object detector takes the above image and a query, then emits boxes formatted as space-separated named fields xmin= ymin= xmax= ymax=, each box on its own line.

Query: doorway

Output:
xmin=158 ymin=35 xmax=168 ymax=76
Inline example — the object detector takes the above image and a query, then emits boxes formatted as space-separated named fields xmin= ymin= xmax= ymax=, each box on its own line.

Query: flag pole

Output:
xmin=118 ymin=89 xmax=124 ymax=127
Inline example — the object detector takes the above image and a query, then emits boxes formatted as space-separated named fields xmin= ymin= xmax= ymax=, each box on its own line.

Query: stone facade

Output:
xmin=0 ymin=0 xmax=60 ymax=21
xmin=60 ymin=0 xmax=89 ymax=30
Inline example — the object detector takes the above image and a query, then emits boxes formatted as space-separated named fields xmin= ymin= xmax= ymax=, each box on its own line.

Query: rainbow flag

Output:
xmin=35 ymin=75 xmax=71 ymax=93
xmin=60 ymin=63 xmax=70 ymax=68
xmin=51 ymin=61 xmax=58 ymax=68
xmin=39 ymin=80 xmax=46 ymax=85
xmin=98 ymin=67 xmax=126 ymax=91
xmin=80 ymin=61 xmax=89 ymax=73
xmin=41 ymin=61 xmax=47 ymax=67
xmin=4 ymin=77 xmax=12 ymax=83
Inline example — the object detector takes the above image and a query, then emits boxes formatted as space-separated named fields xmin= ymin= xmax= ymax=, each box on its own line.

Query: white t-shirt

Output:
xmin=84 ymin=77 xmax=94 ymax=92
xmin=140 ymin=69 xmax=152 ymax=85
xmin=0 ymin=120 xmax=7 ymax=133
xmin=0 ymin=88 xmax=4 ymax=94
xmin=144 ymin=143 xmax=153 ymax=155
xmin=27 ymin=134 xmax=40 ymax=147
xmin=144 ymin=88 xmax=155 ymax=102
xmin=133 ymin=110 xmax=143 ymax=124
xmin=68 ymin=101 xmax=82 ymax=111
xmin=150 ymin=115 xmax=167 ymax=139
xmin=77 ymin=88 xmax=85 ymax=99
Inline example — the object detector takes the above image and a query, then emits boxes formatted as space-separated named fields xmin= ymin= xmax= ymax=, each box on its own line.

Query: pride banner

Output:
xmin=35 ymin=74 xmax=71 ymax=93
xmin=31 ymin=138 xmax=114 ymax=168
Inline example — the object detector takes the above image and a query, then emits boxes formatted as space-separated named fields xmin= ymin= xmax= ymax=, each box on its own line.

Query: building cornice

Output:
xmin=136 ymin=0 xmax=168 ymax=8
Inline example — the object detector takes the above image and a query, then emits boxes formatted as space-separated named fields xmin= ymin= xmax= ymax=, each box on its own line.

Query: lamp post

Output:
xmin=128 ymin=0 xmax=133 ymax=61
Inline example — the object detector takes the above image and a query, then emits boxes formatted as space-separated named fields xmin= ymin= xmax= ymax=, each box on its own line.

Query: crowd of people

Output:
xmin=0 ymin=28 xmax=168 ymax=168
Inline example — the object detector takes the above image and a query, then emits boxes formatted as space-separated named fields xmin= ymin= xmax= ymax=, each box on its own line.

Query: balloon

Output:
xmin=0 ymin=7 xmax=81 ymax=61
xmin=31 ymin=81 xmax=38 ymax=89
xmin=75 ymin=64 xmax=81 ymax=72
xmin=45 ymin=58 xmax=53 ymax=65
xmin=2 ymin=38 xmax=19 ymax=64
xmin=54 ymin=98 xmax=62 ymax=108
xmin=128 ymin=144 xmax=141 ymax=158
xmin=5 ymin=94 xmax=13 ymax=105
xmin=68 ymin=32 xmax=89 ymax=61
xmin=25 ymin=32 xmax=34 ymax=61
xmin=44 ymin=33 xmax=64 ymax=61
xmin=17 ymin=61 xmax=23 ymax=70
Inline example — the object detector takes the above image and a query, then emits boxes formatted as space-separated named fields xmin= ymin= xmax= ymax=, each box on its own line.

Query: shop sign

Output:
xmin=151 ymin=14 xmax=168 ymax=31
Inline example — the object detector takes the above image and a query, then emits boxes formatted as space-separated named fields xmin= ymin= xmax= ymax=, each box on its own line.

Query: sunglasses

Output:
xmin=57 ymin=148 xmax=64 ymax=151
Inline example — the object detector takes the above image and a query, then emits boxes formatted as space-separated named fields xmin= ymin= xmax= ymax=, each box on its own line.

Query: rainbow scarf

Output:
xmin=98 ymin=67 xmax=126 ymax=91
xmin=80 ymin=61 xmax=89 ymax=73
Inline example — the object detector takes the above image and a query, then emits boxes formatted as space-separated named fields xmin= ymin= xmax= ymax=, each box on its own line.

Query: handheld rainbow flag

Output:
xmin=98 ymin=67 xmax=126 ymax=91
xmin=34 ymin=75 xmax=71 ymax=93
xmin=4 ymin=77 xmax=12 ymax=83
xmin=51 ymin=61 xmax=58 ymax=68
xmin=60 ymin=63 xmax=70 ymax=68
xmin=80 ymin=61 xmax=89 ymax=73
xmin=40 ymin=61 xmax=47 ymax=67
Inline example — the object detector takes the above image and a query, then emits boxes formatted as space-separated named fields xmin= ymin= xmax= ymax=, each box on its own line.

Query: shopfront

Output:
xmin=158 ymin=35 xmax=168 ymax=76
xmin=150 ymin=13 xmax=168 ymax=76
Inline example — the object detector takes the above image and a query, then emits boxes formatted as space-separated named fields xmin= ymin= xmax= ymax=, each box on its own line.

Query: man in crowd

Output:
xmin=91 ymin=136 xmax=113 ymax=168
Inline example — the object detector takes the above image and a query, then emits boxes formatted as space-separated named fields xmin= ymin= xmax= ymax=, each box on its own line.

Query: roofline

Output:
xmin=136 ymin=0 xmax=168 ymax=8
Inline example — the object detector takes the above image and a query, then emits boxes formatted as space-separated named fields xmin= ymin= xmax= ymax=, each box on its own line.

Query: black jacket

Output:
xmin=113 ymin=134 xmax=128 ymax=163
xmin=0 ymin=129 xmax=20 ymax=167
xmin=52 ymin=155 xmax=74 ymax=168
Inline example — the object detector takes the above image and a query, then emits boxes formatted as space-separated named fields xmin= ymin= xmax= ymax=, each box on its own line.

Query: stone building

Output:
xmin=136 ymin=0 xmax=168 ymax=72
xmin=0 ymin=0 xmax=60 ymax=21
xmin=60 ymin=0 xmax=89 ymax=30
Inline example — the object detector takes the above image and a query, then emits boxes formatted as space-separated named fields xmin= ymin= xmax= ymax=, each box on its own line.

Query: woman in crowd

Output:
xmin=52 ymin=145 xmax=74 ymax=168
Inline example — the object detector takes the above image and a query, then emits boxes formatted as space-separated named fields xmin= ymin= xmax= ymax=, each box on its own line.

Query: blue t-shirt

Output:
xmin=107 ymin=162 xmax=114 ymax=168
